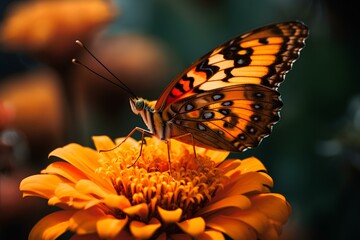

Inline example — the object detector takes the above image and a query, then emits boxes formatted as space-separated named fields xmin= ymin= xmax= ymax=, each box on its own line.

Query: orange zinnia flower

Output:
xmin=0 ymin=0 xmax=116 ymax=58
xmin=20 ymin=136 xmax=291 ymax=239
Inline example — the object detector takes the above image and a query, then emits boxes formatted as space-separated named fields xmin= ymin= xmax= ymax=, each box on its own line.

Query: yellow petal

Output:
xmin=213 ymin=172 xmax=273 ymax=202
xmin=129 ymin=218 xmax=161 ymax=239
xmin=202 ymin=148 xmax=230 ymax=165
xmin=92 ymin=135 xmax=117 ymax=160
xmin=49 ymin=144 xmax=101 ymax=178
xmin=168 ymin=138 xmax=229 ymax=163
xmin=114 ymin=137 xmax=139 ymax=149
xmin=206 ymin=215 xmax=257 ymax=240
xmin=198 ymin=230 xmax=225 ymax=240
xmin=239 ymin=157 xmax=267 ymax=173
xmin=51 ymin=182 xmax=100 ymax=208
xmin=20 ymin=174 xmax=63 ymax=198
xmin=123 ymin=203 xmax=149 ymax=219
xmin=214 ymin=208 xmax=268 ymax=234
xmin=97 ymin=215 xmax=128 ymax=239
xmin=92 ymin=135 xmax=116 ymax=151
xmin=251 ymin=193 xmax=291 ymax=223
xmin=219 ymin=157 xmax=268 ymax=179
xmin=42 ymin=162 xmax=88 ymax=183
xmin=29 ymin=210 xmax=75 ymax=240
xmin=103 ymin=194 xmax=132 ymax=209
xmin=54 ymin=183 xmax=92 ymax=202
xmin=259 ymin=221 xmax=283 ymax=239
xmin=68 ymin=207 xmax=104 ymax=235
xmin=217 ymin=159 xmax=241 ymax=177
xmin=49 ymin=144 xmax=113 ymax=190
xmin=76 ymin=179 xmax=115 ymax=197
xmin=196 ymin=195 xmax=251 ymax=216
xmin=48 ymin=196 xmax=96 ymax=209
xmin=176 ymin=217 xmax=205 ymax=237
xmin=157 ymin=206 xmax=182 ymax=224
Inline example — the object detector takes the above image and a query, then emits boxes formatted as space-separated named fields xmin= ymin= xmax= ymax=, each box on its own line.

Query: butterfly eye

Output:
xmin=135 ymin=99 xmax=145 ymax=111
xmin=130 ymin=98 xmax=145 ymax=114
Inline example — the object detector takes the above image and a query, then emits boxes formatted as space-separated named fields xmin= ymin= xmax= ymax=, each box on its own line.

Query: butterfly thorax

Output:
xmin=129 ymin=98 xmax=168 ymax=140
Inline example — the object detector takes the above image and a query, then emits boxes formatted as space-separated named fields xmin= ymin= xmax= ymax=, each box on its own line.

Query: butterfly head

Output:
xmin=129 ymin=97 xmax=145 ymax=115
xmin=130 ymin=97 xmax=157 ymax=134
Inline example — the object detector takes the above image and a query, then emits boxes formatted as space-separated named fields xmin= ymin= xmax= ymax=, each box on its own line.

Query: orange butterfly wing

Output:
xmin=155 ymin=21 xmax=308 ymax=151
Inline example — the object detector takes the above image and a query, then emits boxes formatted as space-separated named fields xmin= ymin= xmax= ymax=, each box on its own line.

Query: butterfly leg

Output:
xmin=127 ymin=127 xmax=153 ymax=168
xmin=99 ymin=127 xmax=153 ymax=167
xmin=164 ymin=140 xmax=174 ymax=178
xmin=170 ymin=132 xmax=203 ymax=169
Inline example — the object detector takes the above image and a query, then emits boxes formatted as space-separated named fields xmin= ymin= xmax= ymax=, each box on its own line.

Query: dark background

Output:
xmin=1 ymin=0 xmax=359 ymax=239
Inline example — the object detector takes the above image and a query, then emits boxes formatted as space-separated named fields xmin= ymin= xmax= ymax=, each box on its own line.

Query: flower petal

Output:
xmin=55 ymin=183 xmax=90 ymax=200
xmin=76 ymin=179 xmax=115 ymax=197
xmin=41 ymin=162 xmax=88 ymax=183
xmin=92 ymin=135 xmax=117 ymax=160
xmin=168 ymin=139 xmax=230 ymax=164
xmin=239 ymin=157 xmax=268 ymax=173
xmin=202 ymin=149 xmax=230 ymax=165
xmin=129 ymin=217 xmax=161 ymax=239
xmin=157 ymin=206 xmax=182 ymax=224
xmin=123 ymin=203 xmax=149 ymax=219
xmin=251 ymin=193 xmax=291 ymax=223
xmin=97 ymin=215 xmax=128 ymax=239
xmin=198 ymin=230 xmax=225 ymax=240
xmin=196 ymin=195 xmax=251 ymax=216
xmin=20 ymin=174 xmax=63 ymax=198
xmin=213 ymin=172 xmax=273 ymax=202
xmin=206 ymin=215 xmax=257 ymax=240
xmin=29 ymin=210 xmax=75 ymax=240
xmin=176 ymin=217 xmax=205 ymax=237
xmin=259 ymin=221 xmax=284 ymax=239
xmin=219 ymin=157 xmax=268 ymax=179
xmin=114 ymin=137 xmax=139 ymax=148
xmin=213 ymin=208 xmax=268 ymax=235
xmin=92 ymin=135 xmax=116 ymax=151
xmin=49 ymin=143 xmax=113 ymax=190
xmin=103 ymin=194 xmax=132 ymax=209
xmin=68 ymin=207 xmax=105 ymax=235
xmin=217 ymin=160 xmax=241 ymax=177
xmin=49 ymin=144 xmax=100 ymax=177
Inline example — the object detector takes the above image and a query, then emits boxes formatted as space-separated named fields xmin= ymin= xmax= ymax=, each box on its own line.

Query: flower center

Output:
xmin=97 ymin=139 xmax=226 ymax=220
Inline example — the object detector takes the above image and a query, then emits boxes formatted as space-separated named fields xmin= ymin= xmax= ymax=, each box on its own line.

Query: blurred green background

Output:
xmin=0 ymin=0 xmax=359 ymax=239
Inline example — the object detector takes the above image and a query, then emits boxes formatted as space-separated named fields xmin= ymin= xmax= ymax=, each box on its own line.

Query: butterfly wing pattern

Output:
xmin=132 ymin=21 xmax=308 ymax=152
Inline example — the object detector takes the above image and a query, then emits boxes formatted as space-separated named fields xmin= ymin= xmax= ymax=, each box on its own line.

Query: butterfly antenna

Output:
xmin=72 ymin=59 xmax=131 ymax=94
xmin=73 ymin=40 xmax=138 ymax=99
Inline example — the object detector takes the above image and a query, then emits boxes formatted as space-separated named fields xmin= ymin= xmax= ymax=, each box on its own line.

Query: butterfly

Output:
xmin=74 ymin=21 xmax=308 ymax=161
xmin=128 ymin=21 xmax=308 ymax=152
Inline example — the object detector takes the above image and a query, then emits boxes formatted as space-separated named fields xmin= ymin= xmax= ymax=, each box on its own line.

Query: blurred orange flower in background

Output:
xmin=0 ymin=0 xmax=117 ymax=60
xmin=0 ymin=70 xmax=65 ymax=146
xmin=20 ymin=136 xmax=291 ymax=239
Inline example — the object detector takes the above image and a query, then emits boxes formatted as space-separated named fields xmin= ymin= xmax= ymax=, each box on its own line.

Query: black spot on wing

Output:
xmin=196 ymin=59 xmax=220 ymax=78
